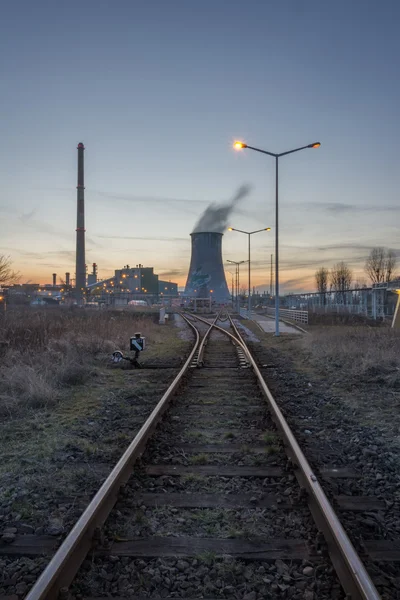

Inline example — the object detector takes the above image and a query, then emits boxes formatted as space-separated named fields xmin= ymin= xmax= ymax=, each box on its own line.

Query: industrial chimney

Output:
xmin=75 ymin=143 xmax=86 ymax=305
xmin=65 ymin=272 xmax=70 ymax=286
xmin=184 ymin=232 xmax=230 ymax=302
xmin=52 ymin=273 xmax=56 ymax=286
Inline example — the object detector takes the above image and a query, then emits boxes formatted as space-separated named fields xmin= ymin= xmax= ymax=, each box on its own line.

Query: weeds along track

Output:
xmin=1 ymin=313 xmax=383 ymax=599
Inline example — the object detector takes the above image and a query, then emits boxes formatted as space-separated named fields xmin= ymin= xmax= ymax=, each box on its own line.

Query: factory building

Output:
xmin=88 ymin=264 xmax=178 ymax=305
xmin=87 ymin=263 xmax=98 ymax=286
xmin=159 ymin=280 xmax=178 ymax=297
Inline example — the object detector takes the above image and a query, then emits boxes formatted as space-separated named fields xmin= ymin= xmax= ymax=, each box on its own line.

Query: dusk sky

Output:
xmin=1 ymin=0 xmax=399 ymax=292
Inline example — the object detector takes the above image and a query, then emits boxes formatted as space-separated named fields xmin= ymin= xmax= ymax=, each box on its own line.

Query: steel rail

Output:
xmin=227 ymin=315 xmax=381 ymax=600
xmin=25 ymin=314 xmax=201 ymax=600
xmin=196 ymin=311 xmax=221 ymax=366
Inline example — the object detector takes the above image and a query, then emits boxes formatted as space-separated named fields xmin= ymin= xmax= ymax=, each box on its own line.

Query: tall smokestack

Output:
xmin=65 ymin=272 xmax=70 ymax=286
xmin=184 ymin=232 xmax=230 ymax=302
xmin=52 ymin=273 xmax=56 ymax=286
xmin=75 ymin=143 xmax=86 ymax=305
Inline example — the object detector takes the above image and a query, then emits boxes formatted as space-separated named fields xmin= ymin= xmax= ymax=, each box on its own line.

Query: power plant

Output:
xmin=184 ymin=232 xmax=230 ymax=302
xmin=69 ymin=142 xmax=178 ymax=306
xmin=75 ymin=142 xmax=86 ymax=305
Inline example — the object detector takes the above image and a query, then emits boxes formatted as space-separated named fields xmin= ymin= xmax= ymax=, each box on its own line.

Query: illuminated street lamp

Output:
xmin=233 ymin=140 xmax=320 ymax=335
xmin=228 ymin=227 xmax=271 ymax=318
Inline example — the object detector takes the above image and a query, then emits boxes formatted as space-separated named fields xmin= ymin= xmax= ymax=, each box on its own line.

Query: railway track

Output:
xmin=0 ymin=312 xmax=388 ymax=598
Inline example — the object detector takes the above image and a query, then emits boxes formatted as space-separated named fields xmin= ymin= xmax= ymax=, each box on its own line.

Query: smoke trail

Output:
xmin=192 ymin=184 xmax=252 ymax=233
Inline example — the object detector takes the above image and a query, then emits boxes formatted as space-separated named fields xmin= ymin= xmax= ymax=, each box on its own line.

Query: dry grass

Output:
xmin=302 ymin=327 xmax=400 ymax=387
xmin=0 ymin=307 xmax=173 ymax=415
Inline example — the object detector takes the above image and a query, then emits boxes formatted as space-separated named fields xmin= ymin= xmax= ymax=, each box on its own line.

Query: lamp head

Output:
xmin=308 ymin=142 xmax=321 ymax=148
xmin=233 ymin=141 xmax=247 ymax=150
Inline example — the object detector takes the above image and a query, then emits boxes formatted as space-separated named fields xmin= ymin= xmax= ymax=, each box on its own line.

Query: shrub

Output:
xmin=0 ymin=308 xmax=164 ymax=416
xmin=302 ymin=327 xmax=400 ymax=387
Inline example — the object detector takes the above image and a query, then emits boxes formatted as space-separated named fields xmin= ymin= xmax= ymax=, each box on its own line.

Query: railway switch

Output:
xmin=130 ymin=332 xmax=146 ymax=352
xmin=111 ymin=333 xmax=145 ymax=368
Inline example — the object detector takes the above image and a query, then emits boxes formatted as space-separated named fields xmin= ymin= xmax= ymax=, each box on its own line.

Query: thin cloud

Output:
xmin=93 ymin=191 xmax=207 ymax=217
xmin=94 ymin=190 xmax=207 ymax=206
xmin=0 ymin=205 xmax=17 ymax=214
xmin=19 ymin=218 xmax=72 ymax=241
xmin=315 ymin=242 xmax=374 ymax=252
xmin=15 ymin=249 xmax=76 ymax=260
xmin=158 ymin=268 xmax=187 ymax=278
xmin=282 ymin=274 xmax=316 ymax=288
xmin=96 ymin=234 xmax=188 ymax=243
xmin=304 ymin=201 xmax=400 ymax=214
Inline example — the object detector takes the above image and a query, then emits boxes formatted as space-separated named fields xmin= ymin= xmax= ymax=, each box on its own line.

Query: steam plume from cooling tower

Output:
xmin=192 ymin=184 xmax=251 ymax=233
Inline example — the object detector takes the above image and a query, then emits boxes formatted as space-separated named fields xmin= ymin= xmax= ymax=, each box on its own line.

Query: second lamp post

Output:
xmin=234 ymin=140 xmax=320 ymax=335
xmin=228 ymin=227 xmax=270 ymax=318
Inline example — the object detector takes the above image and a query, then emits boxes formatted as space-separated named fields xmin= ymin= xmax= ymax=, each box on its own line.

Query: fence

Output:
xmin=266 ymin=307 xmax=308 ymax=324
xmin=283 ymin=286 xmax=395 ymax=320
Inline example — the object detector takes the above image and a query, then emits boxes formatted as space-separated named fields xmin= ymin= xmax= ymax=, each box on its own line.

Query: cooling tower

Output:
xmin=184 ymin=232 xmax=230 ymax=302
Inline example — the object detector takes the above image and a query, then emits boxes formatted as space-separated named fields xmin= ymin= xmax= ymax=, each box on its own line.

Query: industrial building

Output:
xmin=87 ymin=264 xmax=178 ymax=306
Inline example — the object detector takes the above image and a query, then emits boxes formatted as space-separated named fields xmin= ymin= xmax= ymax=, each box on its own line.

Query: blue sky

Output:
xmin=1 ymin=0 xmax=399 ymax=291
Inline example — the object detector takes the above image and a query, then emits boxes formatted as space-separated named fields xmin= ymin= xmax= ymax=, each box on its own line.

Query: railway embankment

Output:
xmin=243 ymin=323 xmax=400 ymax=596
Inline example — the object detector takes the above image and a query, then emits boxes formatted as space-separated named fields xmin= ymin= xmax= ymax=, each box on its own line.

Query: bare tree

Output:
xmin=315 ymin=268 xmax=328 ymax=293
xmin=315 ymin=267 xmax=328 ymax=304
xmin=330 ymin=261 xmax=353 ymax=303
xmin=239 ymin=285 xmax=247 ymax=298
xmin=0 ymin=256 xmax=19 ymax=287
xmin=365 ymin=247 xmax=397 ymax=284
xmin=386 ymin=249 xmax=396 ymax=282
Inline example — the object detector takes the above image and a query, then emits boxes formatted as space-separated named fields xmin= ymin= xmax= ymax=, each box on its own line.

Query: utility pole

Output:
xmin=227 ymin=259 xmax=247 ymax=314
xmin=228 ymin=272 xmax=235 ymax=305
xmin=270 ymin=254 xmax=273 ymax=296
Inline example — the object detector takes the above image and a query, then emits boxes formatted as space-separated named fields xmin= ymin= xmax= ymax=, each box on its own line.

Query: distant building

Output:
xmin=87 ymin=264 xmax=178 ymax=305
xmin=159 ymin=280 xmax=178 ymax=297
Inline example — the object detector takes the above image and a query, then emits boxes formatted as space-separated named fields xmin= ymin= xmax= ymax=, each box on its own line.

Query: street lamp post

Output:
xmin=233 ymin=140 xmax=320 ymax=335
xmin=228 ymin=227 xmax=271 ymax=318
xmin=227 ymin=271 xmax=235 ymax=305
xmin=227 ymin=259 xmax=247 ymax=313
